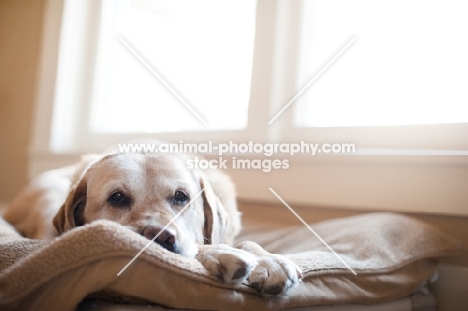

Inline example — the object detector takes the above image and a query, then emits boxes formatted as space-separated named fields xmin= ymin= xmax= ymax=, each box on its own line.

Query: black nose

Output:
xmin=142 ymin=226 xmax=178 ymax=253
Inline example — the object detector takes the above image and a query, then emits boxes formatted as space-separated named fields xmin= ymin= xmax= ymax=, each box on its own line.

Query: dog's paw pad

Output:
xmin=218 ymin=258 xmax=253 ymax=284
xmin=232 ymin=265 xmax=248 ymax=280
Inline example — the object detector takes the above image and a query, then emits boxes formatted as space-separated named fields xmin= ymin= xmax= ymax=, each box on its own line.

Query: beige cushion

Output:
xmin=0 ymin=213 xmax=459 ymax=311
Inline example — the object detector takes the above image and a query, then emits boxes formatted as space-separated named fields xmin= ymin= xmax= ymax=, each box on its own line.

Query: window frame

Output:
xmin=46 ymin=0 xmax=276 ymax=153
xmin=274 ymin=0 xmax=468 ymax=152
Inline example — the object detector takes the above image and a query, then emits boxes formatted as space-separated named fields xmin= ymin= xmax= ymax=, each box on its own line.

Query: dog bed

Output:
xmin=0 ymin=213 xmax=459 ymax=311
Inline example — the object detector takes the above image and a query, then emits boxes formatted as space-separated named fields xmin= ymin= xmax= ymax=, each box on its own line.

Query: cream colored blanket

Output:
xmin=0 ymin=213 xmax=459 ymax=311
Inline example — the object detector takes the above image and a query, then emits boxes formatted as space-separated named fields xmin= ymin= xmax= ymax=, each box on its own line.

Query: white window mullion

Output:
xmin=266 ymin=0 xmax=303 ymax=143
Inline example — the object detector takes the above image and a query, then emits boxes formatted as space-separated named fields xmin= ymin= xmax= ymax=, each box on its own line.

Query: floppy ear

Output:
xmin=53 ymin=178 xmax=87 ymax=234
xmin=53 ymin=154 xmax=106 ymax=234
xmin=200 ymin=177 xmax=227 ymax=245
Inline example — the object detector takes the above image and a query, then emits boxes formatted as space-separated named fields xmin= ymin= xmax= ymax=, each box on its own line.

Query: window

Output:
xmin=50 ymin=0 xmax=260 ymax=152
xmin=270 ymin=0 xmax=468 ymax=152
xmin=91 ymin=0 xmax=256 ymax=134
xmin=295 ymin=0 xmax=468 ymax=128
xmin=31 ymin=0 xmax=468 ymax=216
xmin=48 ymin=0 xmax=468 ymax=152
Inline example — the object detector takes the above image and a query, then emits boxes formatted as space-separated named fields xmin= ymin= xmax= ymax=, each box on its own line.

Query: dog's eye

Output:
xmin=173 ymin=190 xmax=188 ymax=206
xmin=108 ymin=191 xmax=130 ymax=207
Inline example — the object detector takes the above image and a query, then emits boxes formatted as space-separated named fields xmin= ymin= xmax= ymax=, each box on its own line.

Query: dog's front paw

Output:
xmin=196 ymin=244 xmax=258 ymax=286
xmin=236 ymin=241 xmax=303 ymax=295
xmin=248 ymin=254 xmax=302 ymax=296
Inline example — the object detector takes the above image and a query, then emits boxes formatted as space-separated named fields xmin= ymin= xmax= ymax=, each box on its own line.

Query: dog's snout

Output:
xmin=142 ymin=226 xmax=178 ymax=253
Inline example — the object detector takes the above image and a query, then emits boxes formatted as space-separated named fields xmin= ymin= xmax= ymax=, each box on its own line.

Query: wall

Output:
xmin=0 ymin=0 xmax=44 ymax=201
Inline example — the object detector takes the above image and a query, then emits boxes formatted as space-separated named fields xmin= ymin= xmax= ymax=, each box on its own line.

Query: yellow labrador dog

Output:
xmin=4 ymin=149 xmax=302 ymax=295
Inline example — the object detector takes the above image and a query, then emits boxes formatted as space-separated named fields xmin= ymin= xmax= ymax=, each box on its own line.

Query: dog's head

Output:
xmin=52 ymin=152 xmax=230 ymax=258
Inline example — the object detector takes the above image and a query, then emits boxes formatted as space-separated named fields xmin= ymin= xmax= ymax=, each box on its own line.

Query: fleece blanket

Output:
xmin=0 ymin=213 xmax=460 ymax=311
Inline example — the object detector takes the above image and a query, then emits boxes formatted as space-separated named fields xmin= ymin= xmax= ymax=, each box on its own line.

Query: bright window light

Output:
xmin=295 ymin=0 xmax=468 ymax=127
xmin=90 ymin=0 xmax=257 ymax=133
